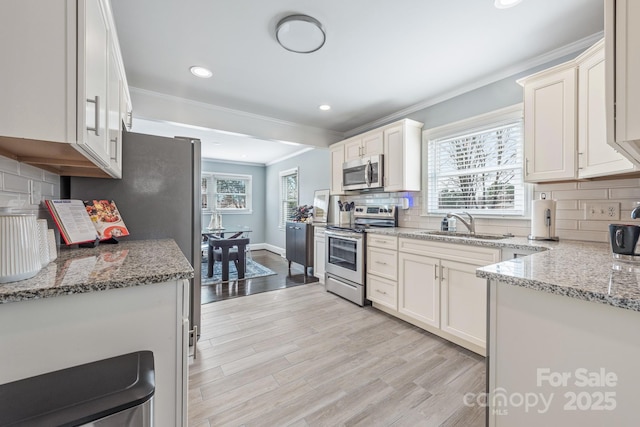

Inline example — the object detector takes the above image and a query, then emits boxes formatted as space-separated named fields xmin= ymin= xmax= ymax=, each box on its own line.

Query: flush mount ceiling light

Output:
xmin=189 ymin=66 xmax=212 ymax=78
xmin=276 ymin=14 xmax=326 ymax=54
xmin=494 ymin=0 xmax=523 ymax=8
xmin=319 ymin=104 xmax=331 ymax=111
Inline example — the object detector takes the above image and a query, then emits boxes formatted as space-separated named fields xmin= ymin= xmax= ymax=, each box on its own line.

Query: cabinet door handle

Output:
xmin=578 ymin=152 xmax=584 ymax=170
xmin=110 ymin=136 xmax=118 ymax=161
xmin=434 ymin=264 xmax=438 ymax=280
xmin=127 ymin=110 xmax=133 ymax=129
xmin=525 ymin=158 xmax=530 ymax=176
xmin=440 ymin=265 xmax=446 ymax=281
xmin=87 ymin=95 xmax=100 ymax=136
xmin=189 ymin=325 xmax=198 ymax=359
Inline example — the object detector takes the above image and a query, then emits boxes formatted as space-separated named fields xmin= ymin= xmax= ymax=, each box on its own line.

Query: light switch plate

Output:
xmin=584 ymin=202 xmax=620 ymax=220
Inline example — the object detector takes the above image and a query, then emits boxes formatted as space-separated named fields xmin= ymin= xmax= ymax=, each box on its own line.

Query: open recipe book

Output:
xmin=46 ymin=199 xmax=130 ymax=245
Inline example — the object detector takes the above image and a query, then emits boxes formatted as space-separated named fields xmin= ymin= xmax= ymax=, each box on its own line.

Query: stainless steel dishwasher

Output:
xmin=0 ymin=351 xmax=155 ymax=426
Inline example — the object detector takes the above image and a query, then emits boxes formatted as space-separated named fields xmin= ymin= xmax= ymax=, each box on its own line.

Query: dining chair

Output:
xmin=207 ymin=236 xmax=250 ymax=281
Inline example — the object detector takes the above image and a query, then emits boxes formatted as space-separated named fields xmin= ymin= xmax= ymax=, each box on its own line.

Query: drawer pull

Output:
xmin=375 ymin=289 xmax=387 ymax=295
xmin=375 ymin=261 xmax=387 ymax=265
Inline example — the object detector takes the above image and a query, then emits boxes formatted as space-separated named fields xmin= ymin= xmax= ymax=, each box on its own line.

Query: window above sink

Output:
xmin=422 ymin=104 xmax=531 ymax=218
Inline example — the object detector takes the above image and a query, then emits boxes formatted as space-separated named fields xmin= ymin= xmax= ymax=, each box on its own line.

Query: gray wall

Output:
xmin=201 ymin=159 xmax=267 ymax=244
xmin=265 ymin=149 xmax=331 ymax=250
xmin=365 ymin=51 xmax=585 ymax=133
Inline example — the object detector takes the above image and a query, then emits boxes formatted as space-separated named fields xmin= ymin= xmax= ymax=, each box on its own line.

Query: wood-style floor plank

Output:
xmin=189 ymin=251 xmax=485 ymax=426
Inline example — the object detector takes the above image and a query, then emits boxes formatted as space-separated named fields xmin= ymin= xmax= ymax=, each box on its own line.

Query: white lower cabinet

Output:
xmin=0 ymin=280 xmax=189 ymax=426
xmin=367 ymin=274 xmax=397 ymax=311
xmin=366 ymin=235 xmax=398 ymax=310
xmin=440 ymin=259 xmax=488 ymax=348
xmin=370 ymin=235 xmax=500 ymax=356
xmin=313 ymin=227 xmax=325 ymax=282
xmin=398 ymin=252 xmax=440 ymax=328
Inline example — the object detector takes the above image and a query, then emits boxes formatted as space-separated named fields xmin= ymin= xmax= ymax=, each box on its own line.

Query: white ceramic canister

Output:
xmin=0 ymin=208 xmax=42 ymax=283
xmin=47 ymin=229 xmax=57 ymax=262
xmin=36 ymin=219 xmax=50 ymax=267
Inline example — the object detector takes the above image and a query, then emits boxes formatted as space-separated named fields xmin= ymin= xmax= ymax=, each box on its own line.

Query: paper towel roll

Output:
xmin=530 ymin=198 xmax=558 ymax=240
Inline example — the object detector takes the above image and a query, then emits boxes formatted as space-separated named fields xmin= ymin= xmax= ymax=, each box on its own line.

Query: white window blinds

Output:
xmin=202 ymin=173 xmax=252 ymax=212
xmin=280 ymin=168 xmax=298 ymax=227
xmin=427 ymin=119 xmax=525 ymax=216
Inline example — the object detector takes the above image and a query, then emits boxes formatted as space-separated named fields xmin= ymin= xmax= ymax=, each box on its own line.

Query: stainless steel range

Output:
xmin=325 ymin=205 xmax=398 ymax=306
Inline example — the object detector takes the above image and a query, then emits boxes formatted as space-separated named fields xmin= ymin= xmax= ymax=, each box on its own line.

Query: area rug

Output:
xmin=201 ymin=258 xmax=276 ymax=285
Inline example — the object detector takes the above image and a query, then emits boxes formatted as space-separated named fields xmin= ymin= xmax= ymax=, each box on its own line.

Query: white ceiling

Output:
xmin=111 ymin=0 xmax=604 ymax=164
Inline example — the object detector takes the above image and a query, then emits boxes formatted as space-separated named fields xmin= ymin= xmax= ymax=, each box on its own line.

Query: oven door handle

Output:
xmin=325 ymin=231 xmax=363 ymax=240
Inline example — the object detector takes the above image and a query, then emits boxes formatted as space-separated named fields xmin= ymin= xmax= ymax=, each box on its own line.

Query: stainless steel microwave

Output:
xmin=342 ymin=154 xmax=383 ymax=191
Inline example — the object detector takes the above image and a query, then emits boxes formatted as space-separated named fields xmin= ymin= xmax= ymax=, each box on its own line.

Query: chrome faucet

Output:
xmin=632 ymin=203 xmax=640 ymax=219
xmin=447 ymin=212 xmax=476 ymax=234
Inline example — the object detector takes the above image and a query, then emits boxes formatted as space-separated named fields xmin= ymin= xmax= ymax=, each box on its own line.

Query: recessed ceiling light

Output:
xmin=494 ymin=0 xmax=523 ymax=8
xmin=319 ymin=104 xmax=331 ymax=111
xmin=190 ymin=66 xmax=213 ymax=78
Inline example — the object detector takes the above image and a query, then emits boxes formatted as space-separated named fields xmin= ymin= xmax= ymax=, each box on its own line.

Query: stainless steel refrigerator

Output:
xmin=63 ymin=131 xmax=202 ymax=341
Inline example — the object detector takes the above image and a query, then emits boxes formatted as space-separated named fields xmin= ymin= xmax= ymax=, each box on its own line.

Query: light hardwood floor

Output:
xmin=189 ymin=283 xmax=486 ymax=427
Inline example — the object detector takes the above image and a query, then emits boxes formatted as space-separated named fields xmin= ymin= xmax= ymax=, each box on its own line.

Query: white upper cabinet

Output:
xmin=331 ymin=118 xmax=423 ymax=193
xmin=344 ymin=131 xmax=383 ymax=162
xmin=520 ymin=37 xmax=635 ymax=183
xmin=79 ymin=0 xmax=111 ymax=169
xmin=520 ymin=63 xmax=577 ymax=182
xmin=578 ymin=40 xmax=635 ymax=178
xmin=106 ymin=43 xmax=123 ymax=178
xmin=0 ymin=0 xmax=129 ymax=178
xmin=606 ymin=0 xmax=640 ymax=166
xmin=329 ymin=143 xmax=345 ymax=195
xmin=383 ymin=119 xmax=422 ymax=192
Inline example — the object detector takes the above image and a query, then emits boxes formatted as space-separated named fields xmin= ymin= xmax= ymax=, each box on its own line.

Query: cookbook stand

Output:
xmin=78 ymin=237 xmax=119 ymax=248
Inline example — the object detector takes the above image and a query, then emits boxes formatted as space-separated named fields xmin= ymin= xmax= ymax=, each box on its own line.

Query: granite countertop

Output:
xmin=366 ymin=227 xmax=554 ymax=252
xmin=0 ymin=239 xmax=194 ymax=304
xmin=476 ymin=241 xmax=640 ymax=312
xmin=365 ymin=227 xmax=640 ymax=312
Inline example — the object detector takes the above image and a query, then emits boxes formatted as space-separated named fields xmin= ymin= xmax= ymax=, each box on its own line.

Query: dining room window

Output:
xmin=279 ymin=167 xmax=298 ymax=227
xmin=204 ymin=173 xmax=252 ymax=213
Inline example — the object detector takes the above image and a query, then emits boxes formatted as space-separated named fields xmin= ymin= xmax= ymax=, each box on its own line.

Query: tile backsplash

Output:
xmin=0 ymin=155 xmax=60 ymax=218
xmin=344 ymin=177 xmax=640 ymax=243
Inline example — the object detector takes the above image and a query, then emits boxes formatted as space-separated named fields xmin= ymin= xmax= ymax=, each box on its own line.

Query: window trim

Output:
xmin=279 ymin=167 xmax=299 ymax=228
xmin=205 ymin=172 xmax=253 ymax=214
xmin=421 ymin=103 xmax=531 ymax=218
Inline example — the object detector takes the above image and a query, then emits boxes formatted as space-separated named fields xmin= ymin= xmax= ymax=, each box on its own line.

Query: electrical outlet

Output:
xmin=584 ymin=202 xmax=620 ymax=220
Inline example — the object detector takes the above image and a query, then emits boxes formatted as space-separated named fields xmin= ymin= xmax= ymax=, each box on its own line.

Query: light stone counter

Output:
xmin=0 ymin=238 xmax=194 ymax=304
xmin=367 ymin=227 xmax=640 ymax=312
xmin=366 ymin=227 xmax=553 ymax=252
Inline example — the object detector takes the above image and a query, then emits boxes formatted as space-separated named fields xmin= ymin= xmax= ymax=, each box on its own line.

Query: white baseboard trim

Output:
xmin=251 ymin=243 xmax=285 ymax=256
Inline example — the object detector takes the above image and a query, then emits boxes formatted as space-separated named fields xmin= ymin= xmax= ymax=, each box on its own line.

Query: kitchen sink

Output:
xmin=420 ymin=230 xmax=511 ymax=240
